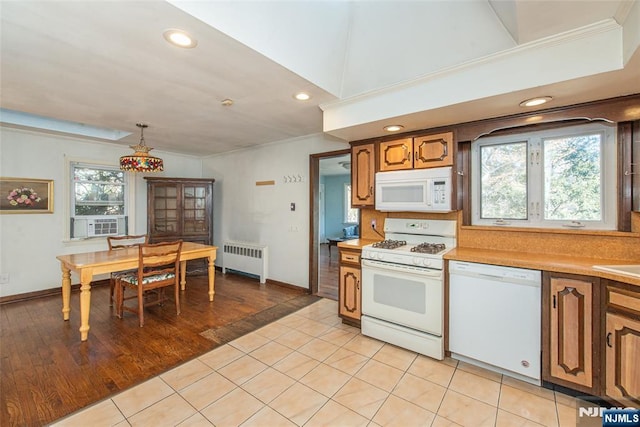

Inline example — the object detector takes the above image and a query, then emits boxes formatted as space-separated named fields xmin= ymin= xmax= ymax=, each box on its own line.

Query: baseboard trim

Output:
xmin=266 ymin=278 xmax=310 ymax=294
xmin=218 ymin=269 xmax=309 ymax=293
xmin=1 ymin=274 xmax=311 ymax=304
xmin=0 ymin=280 xmax=110 ymax=305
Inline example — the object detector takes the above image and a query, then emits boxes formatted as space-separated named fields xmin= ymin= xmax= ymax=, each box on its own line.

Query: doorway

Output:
xmin=309 ymin=149 xmax=353 ymax=298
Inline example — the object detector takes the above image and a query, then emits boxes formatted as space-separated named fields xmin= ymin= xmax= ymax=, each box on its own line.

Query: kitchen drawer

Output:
xmin=606 ymin=283 xmax=640 ymax=317
xmin=340 ymin=250 xmax=361 ymax=265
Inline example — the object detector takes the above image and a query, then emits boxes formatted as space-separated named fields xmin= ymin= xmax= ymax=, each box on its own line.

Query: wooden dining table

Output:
xmin=57 ymin=242 xmax=217 ymax=341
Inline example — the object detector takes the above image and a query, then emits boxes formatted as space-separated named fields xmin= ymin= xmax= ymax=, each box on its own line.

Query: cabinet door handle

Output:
xmin=553 ymin=295 xmax=556 ymax=309
xmin=369 ymin=186 xmax=373 ymax=196
xmin=356 ymin=279 xmax=360 ymax=290
xmin=606 ymin=332 xmax=612 ymax=348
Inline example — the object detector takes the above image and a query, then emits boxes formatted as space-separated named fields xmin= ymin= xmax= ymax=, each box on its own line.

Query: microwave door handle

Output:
xmin=426 ymin=180 xmax=432 ymax=206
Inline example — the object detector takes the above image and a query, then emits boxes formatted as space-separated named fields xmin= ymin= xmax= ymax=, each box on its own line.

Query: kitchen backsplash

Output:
xmin=360 ymin=209 xmax=640 ymax=261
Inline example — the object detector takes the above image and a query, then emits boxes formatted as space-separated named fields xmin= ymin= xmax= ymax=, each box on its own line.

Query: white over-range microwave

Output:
xmin=375 ymin=166 xmax=453 ymax=212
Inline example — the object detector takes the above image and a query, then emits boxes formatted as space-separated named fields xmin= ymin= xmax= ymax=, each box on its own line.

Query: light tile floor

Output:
xmin=52 ymin=298 xmax=578 ymax=427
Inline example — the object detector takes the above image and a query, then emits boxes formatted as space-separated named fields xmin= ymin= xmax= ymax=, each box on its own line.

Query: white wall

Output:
xmin=341 ymin=1 xmax=514 ymax=98
xmin=169 ymin=0 xmax=351 ymax=97
xmin=0 ymin=126 xmax=202 ymax=297
xmin=202 ymin=133 xmax=348 ymax=289
xmin=623 ymin=0 xmax=640 ymax=64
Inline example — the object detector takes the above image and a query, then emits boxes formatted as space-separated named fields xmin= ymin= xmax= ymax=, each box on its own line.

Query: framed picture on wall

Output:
xmin=0 ymin=177 xmax=54 ymax=214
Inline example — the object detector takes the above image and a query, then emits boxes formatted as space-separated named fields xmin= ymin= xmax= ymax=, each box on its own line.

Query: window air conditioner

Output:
xmin=71 ymin=217 xmax=126 ymax=239
xmin=87 ymin=218 xmax=119 ymax=237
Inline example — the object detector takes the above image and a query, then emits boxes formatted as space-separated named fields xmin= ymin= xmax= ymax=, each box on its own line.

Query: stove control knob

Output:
xmin=377 ymin=253 xmax=385 ymax=260
xmin=412 ymin=258 xmax=421 ymax=265
xmin=422 ymin=259 xmax=432 ymax=267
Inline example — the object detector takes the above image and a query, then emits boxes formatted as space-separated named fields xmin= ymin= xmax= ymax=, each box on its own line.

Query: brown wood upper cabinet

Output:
xmin=379 ymin=132 xmax=453 ymax=171
xmin=542 ymin=272 xmax=601 ymax=395
xmin=351 ymin=143 xmax=375 ymax=207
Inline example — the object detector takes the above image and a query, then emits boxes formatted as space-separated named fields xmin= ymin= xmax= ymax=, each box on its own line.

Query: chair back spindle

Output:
xmin=106 ymin=234 xmax=148 ymax=306
xmin=116 ymin=240 xmax=183 ymax=327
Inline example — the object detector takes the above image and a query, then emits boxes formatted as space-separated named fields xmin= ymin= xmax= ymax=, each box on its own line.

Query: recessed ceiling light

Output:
xmin=163 ymin=29 xmax=197 ymax=48
xmin=519 ymin=96 xmax=553 ymax=107
xmin=384 ymin=125 xmax=404 ymax=132
xmin=294 ymin=92 xmax=311 ymax=101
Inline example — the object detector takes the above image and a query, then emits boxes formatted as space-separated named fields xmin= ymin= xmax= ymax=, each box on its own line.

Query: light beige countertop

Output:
xmin=337 ymin=239 xmax=380 ymax=251
xmin=445 ymin=247 xmax=640 ymax=287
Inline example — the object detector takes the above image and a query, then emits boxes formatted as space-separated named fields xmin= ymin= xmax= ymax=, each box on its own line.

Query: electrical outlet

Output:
xmin=371 ymin=219 xmax=377 ymax=229
xmin=0 ymin=273 xmax=9 ymax=284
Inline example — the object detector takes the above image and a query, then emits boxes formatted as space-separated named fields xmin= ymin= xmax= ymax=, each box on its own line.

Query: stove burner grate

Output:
xmin=411 ymin=243 xmax=446 ymax=254
xmin=372 ymin=240 xmax=407 ymax=249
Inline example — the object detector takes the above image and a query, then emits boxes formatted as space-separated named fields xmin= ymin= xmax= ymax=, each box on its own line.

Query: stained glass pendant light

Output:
xmin=119 ymin=123 xmax=164 ymax=172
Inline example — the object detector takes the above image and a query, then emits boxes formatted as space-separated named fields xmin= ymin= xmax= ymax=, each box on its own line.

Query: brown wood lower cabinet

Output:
xmin=542 ymin=272 xmax=601 ymax=395
xmin=542 ymin=274 xmax=640 ymax=404
xmin=604 ymin=281 xmax=640 ymax=406
xmin=338 ymin=248 xmax=362 ymax=326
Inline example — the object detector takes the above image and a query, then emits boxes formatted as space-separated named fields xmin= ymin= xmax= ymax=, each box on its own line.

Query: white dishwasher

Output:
xmin=449 ymin=261 xmax=541 ymax=384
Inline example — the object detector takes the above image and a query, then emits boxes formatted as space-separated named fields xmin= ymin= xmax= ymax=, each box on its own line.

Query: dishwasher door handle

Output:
xmin=451 ymin=271 xmax=504 ymax=281
xmin=477 ymin=272 xmax=505 ymax=280
xmin=450 ymin=271 xmax=541 ymax=288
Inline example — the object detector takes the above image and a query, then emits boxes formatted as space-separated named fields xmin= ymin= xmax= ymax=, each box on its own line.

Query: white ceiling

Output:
xmin=1 ymin=1 xmax=638 ymax=157
xmin=320 ymin=154 xmax=351 ymax=177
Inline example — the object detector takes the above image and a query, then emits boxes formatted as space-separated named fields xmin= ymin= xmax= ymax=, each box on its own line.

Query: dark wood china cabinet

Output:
xmin=145 ymin=177 xmax=214 ymax=246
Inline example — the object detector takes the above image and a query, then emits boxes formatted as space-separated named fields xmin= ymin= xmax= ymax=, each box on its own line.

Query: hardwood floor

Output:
xmin=317 ymin=243 xmax=338 ymax=300
xmin=0 ymin=272 xmax=318 ymax=427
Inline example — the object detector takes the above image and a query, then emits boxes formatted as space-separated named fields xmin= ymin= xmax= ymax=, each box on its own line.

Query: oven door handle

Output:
xmin=362 ymin=259 xmax=442 ymax=277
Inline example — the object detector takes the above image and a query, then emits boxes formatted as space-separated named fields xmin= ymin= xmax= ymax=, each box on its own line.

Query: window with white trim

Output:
xmin=344 ymin=183 xmax=359 ymax=224
xmin=70 ymin=162 xmax=129 ymax=238
xmin=471 ymin=122 xmax=616 ymax=230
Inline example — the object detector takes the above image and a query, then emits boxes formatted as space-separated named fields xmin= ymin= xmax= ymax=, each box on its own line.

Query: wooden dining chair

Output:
xmin=106 ymin=234 xmax=148 ymax=306
xmin=115 ymin=240 xmax=183 ymax=327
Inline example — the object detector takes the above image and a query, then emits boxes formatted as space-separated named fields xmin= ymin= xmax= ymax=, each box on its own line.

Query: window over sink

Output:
xmin=471 ymin=122 xmax=617 ymax=230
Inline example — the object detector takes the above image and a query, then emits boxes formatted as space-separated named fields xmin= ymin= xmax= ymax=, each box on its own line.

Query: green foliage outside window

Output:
xmin=480 ymin=142 xmax=528 ymax=220
xmin=544 ymin=134 xmax=601 ymax=221
xmin=73 ymin=166 xmax=125 ymax=216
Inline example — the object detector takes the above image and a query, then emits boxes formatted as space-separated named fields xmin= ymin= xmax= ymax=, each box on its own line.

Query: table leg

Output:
xmin=180 ymin=261 xmax=187 ymax=291
xmin=79 ymin=270 xmax=93 ymax=341
xmin=61 ymin=264 xmax=71 ymax=321
xmin=208 ymin=254 xmax=215 ymax=301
